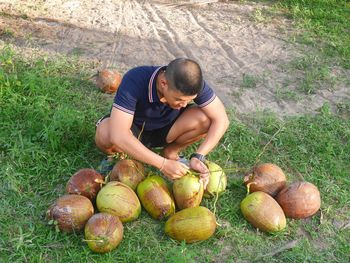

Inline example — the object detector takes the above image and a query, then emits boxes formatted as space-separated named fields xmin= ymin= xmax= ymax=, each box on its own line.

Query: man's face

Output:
xmin=162 ymin=86 xmax=197 ymax=110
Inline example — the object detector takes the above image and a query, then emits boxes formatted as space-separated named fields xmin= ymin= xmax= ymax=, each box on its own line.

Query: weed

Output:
xmin=0 ymin=28 xmax=15 ymax=38
xmin=275 ymin=85 xmax=299 ymax=101
xmin=288 ymin=55 xmax=337 ymax=94
xmin=241 ymin=73 xmax=259 ymax=89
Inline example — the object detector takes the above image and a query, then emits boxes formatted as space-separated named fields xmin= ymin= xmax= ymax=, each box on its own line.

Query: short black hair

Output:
xmin=165 ymin=58 xmax=204 ymax=96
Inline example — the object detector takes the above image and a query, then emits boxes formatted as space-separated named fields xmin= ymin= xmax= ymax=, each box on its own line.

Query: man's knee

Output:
xmin=95 ymin=118 xmax=113 ymax=153
xmin=95 ymin=118 xmax=127 ymax=154
xmin=194 ymin=109 xmax=211 ymax=132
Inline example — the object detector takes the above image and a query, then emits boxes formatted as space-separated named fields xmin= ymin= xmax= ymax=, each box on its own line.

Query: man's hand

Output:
xmin=160 ymin=159 xmax=189 ymax=180
xmin=190 ymin=158 xmax=209 ymax=189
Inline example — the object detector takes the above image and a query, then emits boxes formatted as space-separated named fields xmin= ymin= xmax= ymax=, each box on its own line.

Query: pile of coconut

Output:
xmin=46 ymin=159 xmax=321 ymax=253
xmin=241 ymin=163 xmax=321 ymax=233
xmin=46 ymin=159 xmax=226 ymax=253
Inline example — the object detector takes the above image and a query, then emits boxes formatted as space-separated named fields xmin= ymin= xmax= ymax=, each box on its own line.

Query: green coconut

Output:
xmin=96 ymin=181 xmax=141 ymax=223
xmin=165 ymin=206 xmax=216 ymax=243
xmin=204 ymin=161 xmax=227 ymax=198
xmin=84 ymin=213 xmax=123 ymax=253
xmin=137 ymin=174 xmax=175 ymax=220
xmin=240 ymin=191 xmax=286 ymax=233
xmin=173 ymin=172 xmax=203 ymax=210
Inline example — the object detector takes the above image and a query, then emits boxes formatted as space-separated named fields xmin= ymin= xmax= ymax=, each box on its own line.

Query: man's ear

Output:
xmin=159 ymin=76 xmax=168 ymax=89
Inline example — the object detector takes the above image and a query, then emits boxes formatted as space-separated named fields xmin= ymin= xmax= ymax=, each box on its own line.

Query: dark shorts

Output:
xmin=96 ymin=114 xmax=178 ymax=148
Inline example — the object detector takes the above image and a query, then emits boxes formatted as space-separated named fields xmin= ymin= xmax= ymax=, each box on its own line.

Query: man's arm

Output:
xmin=196 ymin=96 xmax=229 ymax=155
xmin=188 ymin=96 xmax=229 ymax=189
xmin=108 ymin=107 xmax=189 ymax=179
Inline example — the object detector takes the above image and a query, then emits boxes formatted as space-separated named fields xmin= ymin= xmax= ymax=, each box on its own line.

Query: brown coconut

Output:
xmin=66 ymin=168 xmax=104 ymax=201
xmin=240 ymin=191 xmax=286 ymax=233
xmin=46 ymin=194 xmax=94 ymax=232
xmin=244 ymin=163 xmax=286 ymax=196
xmin=96 ymin=69 xmax=122 ymax=94
xmin=276 ymin=181 xmax=321 ymax=219
xmin=110 ymin=159 xmax=145 ymax=190
xmin=84 ymin=213 xmax=124 ymax=253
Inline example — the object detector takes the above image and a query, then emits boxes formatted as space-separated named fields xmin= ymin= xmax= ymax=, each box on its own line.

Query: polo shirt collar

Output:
xmin=148 ymin=66 xmax=166 ymax=103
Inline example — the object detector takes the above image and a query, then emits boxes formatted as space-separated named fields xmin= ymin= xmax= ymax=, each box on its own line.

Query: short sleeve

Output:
xmin=193 ymin=81 xmax=216 ymax=107
xmin=112 ymin=70 xmax=139 ymax=115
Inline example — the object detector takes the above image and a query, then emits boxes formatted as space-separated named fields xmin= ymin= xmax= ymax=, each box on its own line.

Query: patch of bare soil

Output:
xmin=0 ymin=0 xmax=349 ymax=115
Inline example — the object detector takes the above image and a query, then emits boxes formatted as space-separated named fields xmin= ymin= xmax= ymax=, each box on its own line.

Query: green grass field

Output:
xmin=1 ymin=46 xmax=349 ymax=262
xmin=1 ymin=0 xmax=350 ymax=262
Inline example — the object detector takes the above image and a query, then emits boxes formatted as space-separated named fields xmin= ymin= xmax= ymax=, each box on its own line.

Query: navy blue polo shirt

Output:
xmin=113 ymin=66 xmax=216 ymax=131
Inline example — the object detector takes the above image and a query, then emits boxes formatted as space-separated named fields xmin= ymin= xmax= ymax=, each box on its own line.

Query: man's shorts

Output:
xmin=95 ymin=114 xmax=178 ymax=148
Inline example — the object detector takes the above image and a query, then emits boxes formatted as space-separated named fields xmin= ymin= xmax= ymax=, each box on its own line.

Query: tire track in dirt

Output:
xmin=149 ymin=3 xmax=237 ymax=79
xmin=131 ymin=0 xmax=175 ymax=62
xmin=185 ymin=8 xmax=245 ymax=69
xmin=144 ymin=2 xmax=195 ymax=59
xmin=119 ymin=0 xmax=154 ymax=65
xmin=105 ymin=1 xmax=124 ymax=68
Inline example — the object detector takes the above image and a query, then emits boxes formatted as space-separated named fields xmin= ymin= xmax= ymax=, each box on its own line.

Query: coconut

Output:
xmin=110 ymin=159 xmax=145 ymax=190
xmin=165 ymin=206 xmax=216 ymax=243
xmin=66 ymin=168 xmax=104 ymax=201
xmin=96 ymin=181 xmax=141 ymax=223
xmin=276 ymin=181 xmax=321 ymax=219
xmin=173 ymin=172 xmax=203 ymax=209
xmin=240 ymin=191 xmax=286 ymax=233
xmin=46 ymin=194 xmax=94 ymax=232
xmin=96 ymin=69 xmax=122 ymax=94
xmin=137 ymin=175 xmax=175 ymax=220
xmin=243 ymin=163 xmax=286 ymax=196
xmin=84 ymin=213 xmax=124 ymax=253
xmin=204 ymin=161 xmax=227 ymax=198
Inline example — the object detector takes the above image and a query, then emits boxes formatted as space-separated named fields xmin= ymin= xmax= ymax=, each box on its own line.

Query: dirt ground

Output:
xmin=0 ymin=0 xmax=349 ymax=115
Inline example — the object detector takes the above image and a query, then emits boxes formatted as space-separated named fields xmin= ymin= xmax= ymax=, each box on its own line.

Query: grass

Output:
xmin=1 ymin=47 xmax=349 ymax=262
xmin=251 ymin=0 xmax=350 ymax=69
xmin=275 ymin=85 xmax=299 ymax=101
xmin=241 ymin=0 xmax=349 ymax=98
xmin=278 ymin=0 xmax=350 ymax=69
xmin=241 ymin=73 xmax=260 ymax=89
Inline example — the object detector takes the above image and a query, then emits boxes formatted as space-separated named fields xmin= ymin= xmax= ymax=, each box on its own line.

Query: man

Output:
xmin=95 ymin=58 xmax=229 ymax=187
